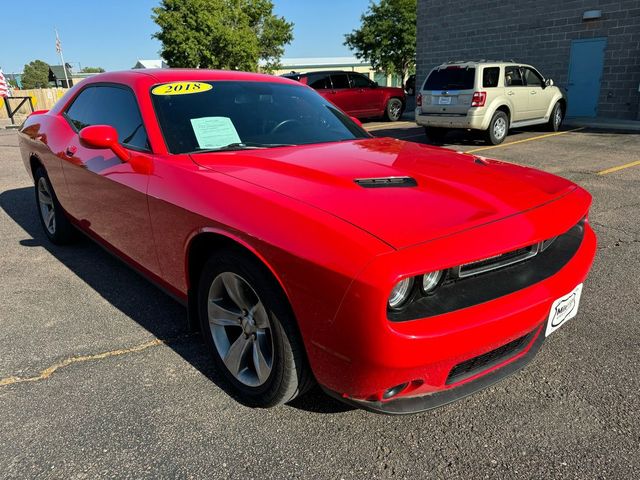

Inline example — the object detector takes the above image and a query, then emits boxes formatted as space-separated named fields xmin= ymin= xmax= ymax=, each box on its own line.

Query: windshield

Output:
xmin=150 ymin=81 xmax=368 ymax=154
xmin=424 ymin=67 xmax=476 ymax=91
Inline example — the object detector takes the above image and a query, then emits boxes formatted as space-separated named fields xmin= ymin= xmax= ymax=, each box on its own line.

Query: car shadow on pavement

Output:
xmin=0 ymin=186 xmax=353 ymax=415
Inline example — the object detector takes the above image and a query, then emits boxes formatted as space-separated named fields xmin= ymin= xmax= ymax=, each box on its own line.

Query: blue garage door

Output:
xmin=566 ymin=38 xmax=607 ymax=117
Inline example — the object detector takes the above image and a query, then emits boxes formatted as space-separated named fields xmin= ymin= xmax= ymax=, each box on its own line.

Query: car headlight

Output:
xmin=388 ymin=278 xmax=414 ymax=309
xmin=422 ymin=270 xmax=443 ymax=294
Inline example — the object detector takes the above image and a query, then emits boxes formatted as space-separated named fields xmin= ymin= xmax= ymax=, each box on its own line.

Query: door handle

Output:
xmin=530 ymin=90 xmax=537 ymax=95
xmin=65 ymin=145 xmax=77 ymax=157
xmin=507 ymin=91 xmax=515 ymax=96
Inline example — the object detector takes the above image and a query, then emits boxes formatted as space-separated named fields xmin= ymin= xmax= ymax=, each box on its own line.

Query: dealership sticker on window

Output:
xmin=151 ymin=82 xmax=212 ymax=96
xmin=190 ymin=117 xmax=241 ymax=149
xmin=545 ymin=283 xmax=583 ymax=337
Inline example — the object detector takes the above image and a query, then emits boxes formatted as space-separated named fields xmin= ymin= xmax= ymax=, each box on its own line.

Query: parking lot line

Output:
xmin=0 ymin=337 xmax=172 ymax=387
xmin=365 ymin=121 xmax=416 ymax=131
xmin=466 ymin=127 xmax=585 ymax=153
xmin=597 ymin=159 xmax=640 ymax=175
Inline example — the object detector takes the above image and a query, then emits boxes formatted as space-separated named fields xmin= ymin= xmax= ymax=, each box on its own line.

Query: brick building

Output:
xmin=416 ymin=1 xmax=640 ymax=120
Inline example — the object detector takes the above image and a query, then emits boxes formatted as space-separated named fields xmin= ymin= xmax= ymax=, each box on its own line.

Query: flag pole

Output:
xmin=55 ymin=28 xmax=70 ymax=88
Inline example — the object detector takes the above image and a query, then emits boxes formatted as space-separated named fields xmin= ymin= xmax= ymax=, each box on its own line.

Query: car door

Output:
xmin=504 ymin=66 xmax=530 ymax=121
xmin=327 ymin=73 xmax=354 ymax=114
xmin=348 ymin=73 xmax=385 ymax=117
xmin=60 ymin=84 xmax=160 ymax=274
xmin=522 ymin=67 xmax=549 ymax=119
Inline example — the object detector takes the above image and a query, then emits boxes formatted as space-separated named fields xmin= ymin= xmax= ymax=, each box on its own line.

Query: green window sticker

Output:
xmin=190 ymin=117 xmax=241 ymax=149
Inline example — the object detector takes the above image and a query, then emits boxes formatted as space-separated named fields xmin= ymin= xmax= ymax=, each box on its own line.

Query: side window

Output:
xmin=306 ymin=73 xmax=332 ymax=90
xmin=504 ymin=66 xmax=524 ymax=87
xmin=349 ymin=73 xmax=371 ymax=88
xmin=65 ymin=87 xmax=97 ymax=131
xmin=330 ymin=73 xmax=350 ymax=89
xmin=523 ymin=68 xmax=543 ymax=87
xmin=482 ymin=67 xmax=500 ymax=88
xmin=66 ymin=85 xmax=149 ymax=150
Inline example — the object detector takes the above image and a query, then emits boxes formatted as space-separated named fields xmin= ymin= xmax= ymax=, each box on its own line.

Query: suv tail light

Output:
xmin=471 ymin=91 xmax=487 ymax=107
xmin=416 ymin=93 xmax=422 ymax=107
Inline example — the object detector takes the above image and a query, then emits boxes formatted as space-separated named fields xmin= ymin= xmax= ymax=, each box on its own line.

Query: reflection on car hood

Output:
xmin=191 ymin=138 xmax=576 ymax=249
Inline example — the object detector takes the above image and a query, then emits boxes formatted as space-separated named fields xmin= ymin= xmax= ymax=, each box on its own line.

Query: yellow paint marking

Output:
xmin=466 ymin=128 xmax=585 ymax=153
xmin=365 ymin=121 xmax=417 ymax=131
xmin=597 ymin=160 xmax=640 ymax=175
xmin=0 ymin=338 xmax=168 ymax=387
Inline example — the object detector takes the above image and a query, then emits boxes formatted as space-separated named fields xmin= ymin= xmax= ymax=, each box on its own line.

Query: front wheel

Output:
xmin=485 ymin=111 xmax=509 ymax=145
xmin=198 ymin=249 xmax=313 ymax=407
xmin=34 ymin=166 xmax=76 ymax=245
xmin=548 ymin=102 xmax=563 ymax=132
xmin=384 ymin=98 xmax=404 ymax=122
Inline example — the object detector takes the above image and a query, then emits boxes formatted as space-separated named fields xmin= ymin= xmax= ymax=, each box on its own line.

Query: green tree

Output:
xmin=21 ymin=60 xmax=50 ymax=89
xmin=80 ymin=66 xmax=105 ymax=73
xmin=344 ymin=0 xmax=416 ymax=81
xmin=152 ymin=0 xmax=293 ymax=72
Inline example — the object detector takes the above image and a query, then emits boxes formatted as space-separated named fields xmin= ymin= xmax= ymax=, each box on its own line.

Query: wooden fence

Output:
xmin=0 ymin=88 xmax=68 ymax=120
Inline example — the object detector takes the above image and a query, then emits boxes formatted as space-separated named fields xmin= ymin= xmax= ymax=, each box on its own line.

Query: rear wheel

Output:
xmin=485 ymin=110 xmax=509 ymax=145
xmin=424 ymin=127 xmax=448 ymax=144
xmin=548 ymin=102 xmax=563 ymax=132
xmin=384 ymin=98 xmax=404 ymax=122
xmin=34 ymin=166 xmax=75 ymax=245
xmin=198 ymin=249 xmax=313 ymax=407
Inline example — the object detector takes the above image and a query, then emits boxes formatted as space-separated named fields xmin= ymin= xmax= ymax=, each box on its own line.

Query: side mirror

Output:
xmin=79 ymin=125 xmax=130 ymax=162
xmin=350 ymin=116 xmax=363 ymax=127
xmin=372 ymin=81 xmax=379 ymax=88
xmin=545 ymin=78 xmax=554 ymax=87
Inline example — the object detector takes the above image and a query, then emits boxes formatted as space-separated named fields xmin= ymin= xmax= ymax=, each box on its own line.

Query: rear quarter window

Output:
xmin=424 ymin=67 xmax=475 ymax=90
xmin=482 ymin=67 xmax=500 ymax=88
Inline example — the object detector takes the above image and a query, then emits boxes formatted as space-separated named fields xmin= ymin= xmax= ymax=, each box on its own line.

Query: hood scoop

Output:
xmin=354 ymin=176 xmax=418 ymax=188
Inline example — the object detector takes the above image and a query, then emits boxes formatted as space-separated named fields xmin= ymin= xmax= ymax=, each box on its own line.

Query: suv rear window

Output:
xmin=425 ymin=67 xmax=475 ymax=90
xmin=483 ymin=67 xmax=500 ymax=88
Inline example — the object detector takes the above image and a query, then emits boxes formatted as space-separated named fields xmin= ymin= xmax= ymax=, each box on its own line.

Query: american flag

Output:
xmin=55 ymin=31 xmax=62 ymax=53
xmin=0 ymin=69 xmax=9 ymax=98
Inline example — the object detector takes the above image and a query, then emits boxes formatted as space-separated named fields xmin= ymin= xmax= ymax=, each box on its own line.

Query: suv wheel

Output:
xmin=384 ymin=98 xmax=403 ymax=122
xmin=548 ymin=102 xmax=563 ymax=132
xmin=486 ymin=111 xmax=509 ymax=145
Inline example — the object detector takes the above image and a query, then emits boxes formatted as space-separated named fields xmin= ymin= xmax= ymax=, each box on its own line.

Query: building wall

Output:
xmin=416 ymin=0 xmax=640 ymax=119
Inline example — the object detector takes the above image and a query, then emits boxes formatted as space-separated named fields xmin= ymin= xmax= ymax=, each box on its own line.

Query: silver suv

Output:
xmin=415 ymin=61 xmax=566 ymax=144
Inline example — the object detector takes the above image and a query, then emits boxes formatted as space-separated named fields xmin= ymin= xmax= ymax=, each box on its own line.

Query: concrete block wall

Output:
xmin=416 ymin=0 xmax=640 ymax=119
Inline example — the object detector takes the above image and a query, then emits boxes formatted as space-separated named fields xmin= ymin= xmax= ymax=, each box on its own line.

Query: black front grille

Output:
xmin=446 ymin=330 xmax=537 ymax=385
xmin=388 ymin=220 xmax=585 ymax=322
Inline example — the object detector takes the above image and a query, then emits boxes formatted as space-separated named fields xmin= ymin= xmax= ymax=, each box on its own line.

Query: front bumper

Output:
xmin=415 ymin=108 xmax=486 ymax=130
xmin=305 ymin=188 xmax=596 ymax=413
xmin=322 ymin=325 xmax=545 ymax=414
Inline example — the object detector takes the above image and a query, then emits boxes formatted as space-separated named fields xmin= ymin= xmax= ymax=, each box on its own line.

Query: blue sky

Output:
xmin=1 ymin=0 xmax=370 ymax=73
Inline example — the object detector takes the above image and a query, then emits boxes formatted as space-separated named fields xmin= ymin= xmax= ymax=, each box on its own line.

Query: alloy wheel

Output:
xmin=207 ymin=272 xmax=274 ymax=387
xmin=493 ymin=117 xmax=507 ymax=140
xmin=37 ymin=177 xmax=56 ymax=235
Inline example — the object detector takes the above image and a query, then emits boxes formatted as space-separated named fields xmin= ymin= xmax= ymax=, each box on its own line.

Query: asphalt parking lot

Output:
xmin=1 ymin=122 xmax=639 ymax=479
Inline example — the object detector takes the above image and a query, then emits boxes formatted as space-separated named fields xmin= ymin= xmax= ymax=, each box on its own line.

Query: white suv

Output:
xmin=415 ymin=61 xmax=566 ymax=144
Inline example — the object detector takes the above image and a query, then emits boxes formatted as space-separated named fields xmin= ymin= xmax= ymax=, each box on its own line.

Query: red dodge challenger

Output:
xmin=18 ymin=70 xmax=596 ymax=414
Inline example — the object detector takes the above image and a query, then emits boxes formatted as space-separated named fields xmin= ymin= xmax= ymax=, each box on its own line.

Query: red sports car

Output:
xmin=282 ymin=70 xmax=406 ymax=121
xmin=18 ymin=70 xmax=596 ymax=414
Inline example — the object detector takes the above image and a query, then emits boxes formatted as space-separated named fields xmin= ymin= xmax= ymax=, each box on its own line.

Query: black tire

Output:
xmin=34 ymin=166 xmax=76 ymax=245
xmin=548 ymin=102 xmax=563 ymax=132
xmin=424 ymin=126 xmax=448 ymax=144
xmin=198 ymin=248 xmax=313 ymax=407
xmin=384 ymin=97 xmax=404 ymax=122
xmin=485 ymin=110 xmax=509 ymax=145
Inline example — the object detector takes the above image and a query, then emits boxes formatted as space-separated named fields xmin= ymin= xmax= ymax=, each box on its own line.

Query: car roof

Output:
xmin=433 ymin=61 xmax=531 ymax=69
xmin=285 ymin=70 xmax=364 ymax=76
xmin=77 ymin=68 xmax=298 ymax=88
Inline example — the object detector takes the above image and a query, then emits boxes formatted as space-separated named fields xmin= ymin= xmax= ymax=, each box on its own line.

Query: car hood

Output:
xmin=191 ymin=138 xmax=575 ymax=249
